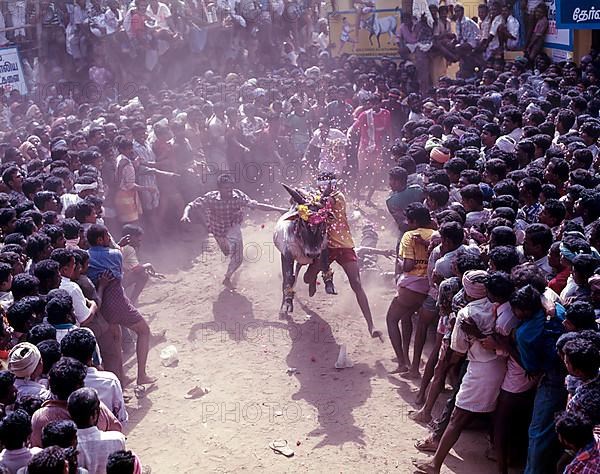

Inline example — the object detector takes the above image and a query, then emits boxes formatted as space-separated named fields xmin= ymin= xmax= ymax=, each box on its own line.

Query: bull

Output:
xmin=273 ymin=184 xmax=331 ymax=316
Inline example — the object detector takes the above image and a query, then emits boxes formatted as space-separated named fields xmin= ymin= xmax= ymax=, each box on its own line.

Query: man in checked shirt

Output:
xmin=181 ymin=174 xmax=287 ymax=288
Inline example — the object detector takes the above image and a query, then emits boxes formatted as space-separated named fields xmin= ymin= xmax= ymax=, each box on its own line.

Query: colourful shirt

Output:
xmin=398 ymin=228 xmax=435 ymax=277
xmin=565 ymin=440 xmax=600 ymax=474
xmin=327 ymin=192 xmax=354 ymax=249
xmin=567 ymin=375 xmax=600 ymax=426
xmin=189 ymin=189 xmax=257 ymax=237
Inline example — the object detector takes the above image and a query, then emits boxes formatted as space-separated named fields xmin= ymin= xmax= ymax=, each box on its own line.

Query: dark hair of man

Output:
xmin=0 ymin=409 xmax=31 ymax=449
xmin=48 ymin=357 xmax=87 ymax=401
xmin=489 ymin=246 xmax=520 ymax=273
xmin=509 ymin=284 xmax=542 ymax=312
xmin=485 ymin=271 xmax=515 ymax=301
xmin=388 ymin=166 xmax=407 ymax=182
xmin=565 ymin=301 xmax=598 ymax=331
xmin=33 ymin=259 xmax=60 ymax=285
xmin=405 ymin=203 xmax=431 ymax=227
xmin=13 ymin=394 xmax=43 ymax=417
xmin=27 ymin=323 xmax=57 ymax=345
xmin=61 ymin=219 xmax=82 ymax=240
xmin=50 ymin=248 xmax=74 ymax=269
xmin=37 ymin=339 xmax=61 ymax=376
xmin=563 ymin=337 xmax=600 ymax=376
xmin=60 ymin=329 xmax=96 ymax=365
xmin=460 ymin=184 xmax=483 ymax=204
xmin=455 ymin=249 xmax=486 ymax=274
xmin=67 ymin=387 xmax=100 ymax=428
xmin=74 ymin=201 xmax=94 ymax=223
xmin=107 ymin=450 xmax=136 ymax=474
xmin=27 ymin=446 xmax=68 ymax=474
xmin=45 ymin=292 xmax=74 ymax=325
xmin=7 ymin=299 xmax=37 ymax=333
xmin=41 ymin=420 xmax=78 ymax=449
xmin=511 ymin=263 xmax=547 ymax=292
xmin=439 ymin=221 xmax=464 ymax=246
xmin=25 ymin=233 xmax=51 ymax=261
xmin=555 ymin=411 xmax=594 ymax=451
xmin=526 ymin=223 xmax=554 ymax=253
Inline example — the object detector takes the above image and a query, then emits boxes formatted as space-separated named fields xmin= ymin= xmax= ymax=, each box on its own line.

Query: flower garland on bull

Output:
xmin=295 ymin=193 xmax=333 ymax=226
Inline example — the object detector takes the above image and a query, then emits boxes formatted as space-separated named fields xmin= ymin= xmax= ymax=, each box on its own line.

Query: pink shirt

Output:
xmin=31 ymin=399 xmax=123 ymax=447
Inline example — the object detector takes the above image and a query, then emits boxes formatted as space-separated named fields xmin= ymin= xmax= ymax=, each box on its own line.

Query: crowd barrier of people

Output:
xmin=0 ymin=0 xmax=597 ymax=472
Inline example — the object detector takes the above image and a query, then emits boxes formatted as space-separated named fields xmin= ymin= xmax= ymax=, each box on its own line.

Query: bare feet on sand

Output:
xmin=137 ymin=374 xmax=158 ymax=385
xmin=412 ymin=459 xmax=440 ymax=474
xmin=409 ymin=409 xmax=432 ymax=424
xmin=414 ymin=435 xmax=439 ymax=453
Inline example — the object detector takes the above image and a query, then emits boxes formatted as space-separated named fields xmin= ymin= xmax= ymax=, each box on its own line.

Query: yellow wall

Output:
xmin=331 ymin=0 xmax=482 ymax=16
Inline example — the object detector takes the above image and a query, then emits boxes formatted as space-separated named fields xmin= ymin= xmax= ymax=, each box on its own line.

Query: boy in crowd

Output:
xmin=86 ymin=224 xmax=154 ymax=385
xmin=120 ymin=224 xmax=163 ymax=306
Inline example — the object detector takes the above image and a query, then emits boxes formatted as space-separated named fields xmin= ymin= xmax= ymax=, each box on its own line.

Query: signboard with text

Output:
xmin=544 ymin=0 xmax=574 ymax=61
xmin=556 ymin=0 xmax=600 ymax=30
xmin=0 ymin=47 xmax=27 ymax=95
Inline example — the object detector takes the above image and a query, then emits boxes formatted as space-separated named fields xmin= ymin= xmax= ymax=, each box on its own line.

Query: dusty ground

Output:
xmin=123 ymin=202 xmax=505 ymax=474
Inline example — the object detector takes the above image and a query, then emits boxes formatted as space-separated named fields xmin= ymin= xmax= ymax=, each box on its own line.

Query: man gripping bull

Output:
xmin=305 ymin=172 xmax=383 ymax=339
xmin=181 ymin=173 xmax=287 ymax=288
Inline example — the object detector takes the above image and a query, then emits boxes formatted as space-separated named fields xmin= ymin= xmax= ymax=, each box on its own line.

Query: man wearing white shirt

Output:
xmin=580 ymin=121 xmax=600 ymax=159
xmin=68 ymin=388 xmax=126 ymax=474
xmin=52 ymin=249 xmax=96 ymax=327
xmin=497 ymin=108 xmax=523 ymax=144
xmin=146 ymin=0 xmax=172 ymax=30
xmin=523 ymin=223 xmax=555 ymax=281
xmin=553 ymin=109 xmax=576 ymax=145
xmin=61 ymin=329 xmax=128 ymax=424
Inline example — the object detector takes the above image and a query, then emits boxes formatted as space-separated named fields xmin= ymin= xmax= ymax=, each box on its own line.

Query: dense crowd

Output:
xmin=0 ymin=0 xmax=598 ymax=472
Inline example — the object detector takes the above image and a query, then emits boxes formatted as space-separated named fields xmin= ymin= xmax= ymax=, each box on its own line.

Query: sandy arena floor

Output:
xmin=123 ymin=203 xmax=509 ymax=474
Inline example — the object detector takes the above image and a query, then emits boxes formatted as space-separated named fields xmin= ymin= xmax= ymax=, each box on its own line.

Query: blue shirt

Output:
xmin=87 ymin=246 xmax=123 ymax=282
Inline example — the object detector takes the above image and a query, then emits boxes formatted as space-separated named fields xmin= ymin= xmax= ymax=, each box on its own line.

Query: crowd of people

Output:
xmin=0 ymin=0 xmax=598 ymax=472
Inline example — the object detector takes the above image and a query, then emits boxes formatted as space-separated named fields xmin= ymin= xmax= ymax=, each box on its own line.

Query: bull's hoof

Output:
xmin=308 ymin=280 xmax=317 ymax=297
xmin=280 ymin=300 xmax=294 ymax=316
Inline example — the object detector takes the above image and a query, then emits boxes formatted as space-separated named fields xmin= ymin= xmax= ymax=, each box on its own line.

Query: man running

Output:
xmin=304 ymin=172 xmax=383 ymax=339
xmin=180 ymin=174 xmax=287 ymax=288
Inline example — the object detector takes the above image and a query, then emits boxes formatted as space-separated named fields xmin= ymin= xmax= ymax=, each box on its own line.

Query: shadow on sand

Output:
xmin=187 ymin=288 xmax=289 ymax=343
xmin=285 ymin=302 xmax=376 ymax=448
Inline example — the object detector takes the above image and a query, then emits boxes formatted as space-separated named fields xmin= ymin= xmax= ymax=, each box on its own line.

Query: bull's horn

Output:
xmin=282 ymin=183 xmax=306 ymax=205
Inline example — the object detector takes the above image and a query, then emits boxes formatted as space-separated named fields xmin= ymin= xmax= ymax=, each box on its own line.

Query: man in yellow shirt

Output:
xmin=386 ymin=202 xmax=435 ymax=373
xmin=305 ymin=172 xmax=382 ymax=339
